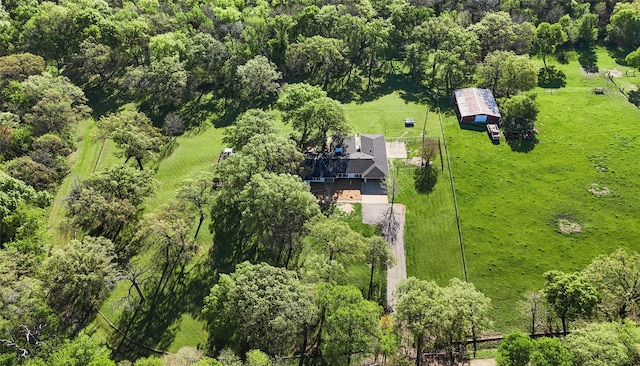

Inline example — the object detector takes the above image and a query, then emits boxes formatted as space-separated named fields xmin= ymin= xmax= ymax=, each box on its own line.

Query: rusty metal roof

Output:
xmin=454 ymin=88 xmax=501 ymax=118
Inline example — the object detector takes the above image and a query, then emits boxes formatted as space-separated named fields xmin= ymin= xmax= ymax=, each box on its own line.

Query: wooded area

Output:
xmin=2 ymin=0 xmax=640 ymax=364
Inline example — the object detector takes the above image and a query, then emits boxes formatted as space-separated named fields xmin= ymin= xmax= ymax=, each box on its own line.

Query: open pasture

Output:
xmin=448 ymin=50 xmax=640 ymax=329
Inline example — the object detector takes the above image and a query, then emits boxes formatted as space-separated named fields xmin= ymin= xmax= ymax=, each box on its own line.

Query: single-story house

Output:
xmin=303 ymin=134 xmax=389 ymax=183
xmin=454 ymin=88 xmax=501 ymax=124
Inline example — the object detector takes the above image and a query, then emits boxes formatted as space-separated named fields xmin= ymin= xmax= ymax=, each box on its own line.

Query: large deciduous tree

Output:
xmin=0 ymin=53 xmax=45 ymax=84
xmin=286 ymin=36 xmax=348 ymax=90
xmin=542 ymin=270 xmax=599 ymax=333
xmin=470 ymin=11 xmax=520 ymax=57
xmin=606 ymin=2 xmax=640 ymax=50
xmin=583 ymin=249 xmax=640 ymax=320
xmin=136 ymin=201 xmax=198 ymax=279
xmin=19 ymin=73 xmax=90 ymax=137
xmin=286 ymin=95 xmax=350 ymax=151
xmin=477 ymin=51 xmax=537 ymax=97
xmin=222 ymin=109 xmax=278 ymax=151
xmin=500 ymin=94 xmax=539 ymax=137
xmin=0 ymin=173 xmax=50 ymax=248
xmin=203 ymin=262 xmax=318 ymax=357
xmin=41 ymin=236 xmax=117 ymax=325
xmin=0 ymin=247 xmax=56 ymax=361
xmin=276 ymin=83 xmax=326 ymax=116
xmin=529 ymin=337 xmax=572 ymax=366
xmin=216 ymin=133 xmax=304 ymax=190
xmin=236 ymin=55 xmax=282 ymax=106
xmin=411 ymin=15 xmax=480 ymax=92
xmin=366 ymin=236 xmax=396 ymax=300
xmin=496 ymin=331 xmax=534 ymax=366
xmin=176 ymin=172 xmax=215 ymax=239
xmin=533 ymin=22 xmax=567 ymax=68
xmin=98 ymin=110 xmax=164 ymax=170
xmin=66 ymin=165 xmax=156 ymax=245
xmin=395 ymin=277 xmax=491 ymax=366
xmin=305 ymin=219 xmax=366 ymax=283
xmin=394 ymin=277 xmax=445 ymax=366
xmin=239 ymin=172 xmax=320 ymax=267
xmin=319 ymin=284 xmax=382 ymax=365
xmin=565 ymin=321 xmax=640 ymax=366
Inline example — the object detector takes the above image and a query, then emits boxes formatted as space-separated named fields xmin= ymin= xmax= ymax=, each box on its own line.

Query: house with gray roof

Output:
xmin=302 ymin=134 xmax=389 ymax=183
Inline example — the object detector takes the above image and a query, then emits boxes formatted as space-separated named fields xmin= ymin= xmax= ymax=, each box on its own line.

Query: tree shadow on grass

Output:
xmin=111 ymin=274 xmax=187 ymax=361
xmin=578 ymin=46 xmax=599 ymax=73
xmin=538 ymin=67 xmax=567 ymax=89
xmin=110 ymin=250 xmax=230 ymax=361
xmin=84 ymin=87 xmax=122 ymax=119
xmin=506 ymin=136 xmax=539 ymax=153
xmin=329 ymin=71 xmax=438 ymax=107
xmin=606 ymin=45 xmax=631 ymax=65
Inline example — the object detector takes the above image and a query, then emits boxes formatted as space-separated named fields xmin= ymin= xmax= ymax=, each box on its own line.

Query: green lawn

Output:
xmin=450 ymin=48 xmax=640 ymax=330
xmin=52 ymin=46 xmax=640 ymax=352
xmin=347 ymin=47 xmax=640 ymax=332
xmin=344 ymin=93 xmax=465 ymax=285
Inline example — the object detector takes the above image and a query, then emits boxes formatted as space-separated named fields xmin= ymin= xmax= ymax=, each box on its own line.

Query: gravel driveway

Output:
xmin=361 ymin=191 xmax=406 ymax=308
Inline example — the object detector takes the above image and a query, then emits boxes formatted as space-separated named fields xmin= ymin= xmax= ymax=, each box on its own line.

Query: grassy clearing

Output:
xmin=338 ymin=204 xmax=387 ymax=303
xmin=449 ymin=47 xmax=640 ymax=330
xmin=344 ymin=94 xmax=465 ymax=285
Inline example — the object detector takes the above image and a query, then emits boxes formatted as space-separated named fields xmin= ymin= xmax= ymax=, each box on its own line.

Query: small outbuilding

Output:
xmin=454 ymin=88 xmax=501 ymax=124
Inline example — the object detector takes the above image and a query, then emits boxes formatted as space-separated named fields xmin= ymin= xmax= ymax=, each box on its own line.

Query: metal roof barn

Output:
xmin=454 ymin=88 xmax=501 ymax=124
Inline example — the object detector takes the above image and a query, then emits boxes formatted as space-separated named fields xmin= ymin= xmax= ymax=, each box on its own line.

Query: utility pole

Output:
xmin=421 ymin=108 xmax=429 ymax=167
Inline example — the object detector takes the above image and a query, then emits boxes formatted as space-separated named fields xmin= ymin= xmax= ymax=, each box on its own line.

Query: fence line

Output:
xmin=436 ymin=107 xmax=468 ymax=283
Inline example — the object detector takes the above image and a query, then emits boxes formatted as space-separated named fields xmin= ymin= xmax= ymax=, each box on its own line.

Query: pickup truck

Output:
xmin=487 ymin=124 xmax=500 ymax=141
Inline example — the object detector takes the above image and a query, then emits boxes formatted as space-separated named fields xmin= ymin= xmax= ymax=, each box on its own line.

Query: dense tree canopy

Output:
xmin=41 ymin=236 xmax=117 ymax=325
xmin=66 ymin=165 xmax=156 ymax=245
xmin=0 ymin=0 xmax=635 ymax=363
xmin=583 ymin=249 xmax=640 ymax=320
xmin=542 ymin=270 xmax=599 ymax=333
xmin=203 ymin=261 xmax=317 ymax=357
xmin=395 ymin=277 xmax=491 ymax=365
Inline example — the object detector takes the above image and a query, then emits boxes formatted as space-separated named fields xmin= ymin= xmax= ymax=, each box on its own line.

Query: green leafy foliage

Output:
xmin=496 ymin=331 xmax=534 ymax=366
xmin=97 ymin=110 xmax=164 ymax=170
xmin=203 ymin=262 xmax=318 ymax=356
xmin=583 ymin=249 xmax=640 ymax=320
xmin=66 ymin=165 xmax=156 ymax=245
xmin=395 ymin=277 xmax=491 ymax=364
xmin=222 ymin=109 xmax=278 ymax=151
xmin=565 ymin=321 xmax=640 ymax=366
xmin=530 ymin=337 xmax=572 ymax=366
xmin=41 ymin=236 xmax=117 ymax=325
xmin=542 ymin=270 xmax=599 ymax=333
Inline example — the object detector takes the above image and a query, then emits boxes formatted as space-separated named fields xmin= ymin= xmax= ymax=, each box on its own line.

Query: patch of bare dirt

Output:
xmin=336 ymin=203 xmax=355 ymax=215
xmin=557 ymin=217 xmax=582 ymax=234
xmin=333 ymin=189 xmax=361 ymax=202
xmin=588 ymin=183 xmax=611 ymax=197
xmin=469 ymin=359 xmax=496 ymax=366
xmin=608 ymin=68 xmax=623 ymax=78
xmin=405 ymin=157 xmax=422 ymax=166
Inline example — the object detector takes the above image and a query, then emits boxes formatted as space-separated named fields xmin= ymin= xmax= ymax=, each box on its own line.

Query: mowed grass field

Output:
xmin=51 ymin=45 xmax=640 ymax=350
xmin=49 ymin=114 xmax=226 ymax=351
xmin=344 ymin=94 xmax=465 ymax=284
xmin=448 ymin=48 xmax=640 ymax=330
xmin=347 ymin=47 xmax=640 ymax=331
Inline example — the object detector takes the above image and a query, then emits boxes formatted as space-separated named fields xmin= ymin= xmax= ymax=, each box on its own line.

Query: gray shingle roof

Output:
xmin=303 ymin=134 xmax=389 ymax=180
